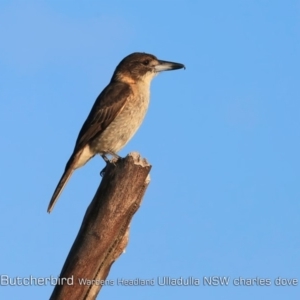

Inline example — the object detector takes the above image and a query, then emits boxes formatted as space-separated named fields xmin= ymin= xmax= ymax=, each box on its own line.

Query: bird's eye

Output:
xmin=143 ymin=59 xmax=150 ymax=66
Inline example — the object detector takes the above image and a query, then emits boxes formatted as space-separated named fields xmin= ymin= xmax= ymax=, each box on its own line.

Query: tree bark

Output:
xmin=50 ymin=152 xmax=151 ymax=300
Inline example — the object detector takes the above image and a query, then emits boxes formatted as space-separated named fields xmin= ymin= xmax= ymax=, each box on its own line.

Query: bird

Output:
xmin=47 ymin=52 xmax=185 ymax=213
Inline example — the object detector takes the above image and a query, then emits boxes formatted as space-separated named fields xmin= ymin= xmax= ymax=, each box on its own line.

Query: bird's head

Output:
xmin=112 ymin=52 xmax=185 ymax=85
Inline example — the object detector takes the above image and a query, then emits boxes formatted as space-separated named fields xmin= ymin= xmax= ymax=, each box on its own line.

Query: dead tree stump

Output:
xmin=50 ymin=152 xmax=151 ymax=300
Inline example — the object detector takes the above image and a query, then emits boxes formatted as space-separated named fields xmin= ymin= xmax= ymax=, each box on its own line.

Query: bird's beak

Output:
xmin=154 ymin=60 xmax=185 ymax=72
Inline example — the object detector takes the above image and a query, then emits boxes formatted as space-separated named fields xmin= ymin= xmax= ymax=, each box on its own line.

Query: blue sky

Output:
xmin=0 ymin=0 xmax=299 ymax=299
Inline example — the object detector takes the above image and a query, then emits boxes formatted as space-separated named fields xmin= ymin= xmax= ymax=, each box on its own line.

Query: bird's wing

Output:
xmin=74 ymin=81 xmax=132 ymax=151
xmin=47 ymin=81 xmax=131 ymax=213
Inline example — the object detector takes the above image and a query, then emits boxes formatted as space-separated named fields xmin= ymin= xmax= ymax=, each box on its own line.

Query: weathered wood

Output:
xmin=50 ymin=152 xmax=151 ymax=300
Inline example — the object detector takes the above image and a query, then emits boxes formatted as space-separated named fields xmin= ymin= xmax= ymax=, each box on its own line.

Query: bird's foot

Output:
xmin=101 ymin=154 xmax=110 ymax=163
xmin=107 ymin=151 xmax=121 ymax=161
xmin=100 ymin=153 xmax=122 ymax=177
xmin=100 ymin=165 xmax=107 ymax=177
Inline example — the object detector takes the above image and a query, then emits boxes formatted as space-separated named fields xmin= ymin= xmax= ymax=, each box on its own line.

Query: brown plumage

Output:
xmin=48 ymin=52 xmax=185 ymax=213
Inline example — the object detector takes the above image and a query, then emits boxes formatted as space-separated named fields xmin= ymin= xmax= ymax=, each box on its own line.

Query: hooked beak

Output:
xmin=154 ymin=59 xmax=185 ymax=72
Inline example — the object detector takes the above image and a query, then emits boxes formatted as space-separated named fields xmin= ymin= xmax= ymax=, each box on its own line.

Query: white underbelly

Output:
xmin=91 ymin=91 xmax=150 ymax=153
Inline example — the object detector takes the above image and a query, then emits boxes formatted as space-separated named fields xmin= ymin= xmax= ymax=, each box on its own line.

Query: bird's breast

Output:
xmin=92 ymin=85 xmax=150 ymax=153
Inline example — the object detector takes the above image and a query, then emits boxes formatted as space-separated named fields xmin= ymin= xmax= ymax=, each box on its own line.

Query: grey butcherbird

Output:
xmin=48 ymin=52 xmax=185 ymax=213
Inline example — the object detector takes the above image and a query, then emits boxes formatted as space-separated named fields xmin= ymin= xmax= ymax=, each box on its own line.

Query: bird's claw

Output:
xmin=100 ymin=166 xmax=107 ymax=177
xmin=100 ymin=153 xmax=122 ymax=177
xmin=100 ymin=159 xmax=119 ymax=177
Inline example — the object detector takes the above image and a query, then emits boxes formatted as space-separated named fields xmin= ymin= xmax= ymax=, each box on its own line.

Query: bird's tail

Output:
xmin=47 ymin=155 xmax=75 ymax=213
